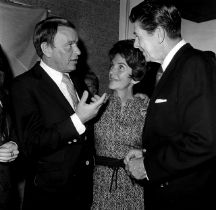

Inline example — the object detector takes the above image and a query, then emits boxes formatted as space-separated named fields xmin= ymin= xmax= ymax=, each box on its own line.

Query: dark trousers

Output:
xmin=22 ymin=186 xmax=91 ymax=210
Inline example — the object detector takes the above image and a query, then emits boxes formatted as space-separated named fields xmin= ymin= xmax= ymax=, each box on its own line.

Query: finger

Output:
xmin=13 ymin=150 xmax=19 ymax=155
xmin=123 ymin=158 xmax=128 ymax=165
xmin=8 ymin=158 xmax=18 ymax=162
xmin=79 ymin=90 xmax=89 ymax=104
xmin=125 ymin=150 xmax=136 ymax=162
xmin=0 ymin=157 xmax=12 ymax=162
xmin=93 ymin=93 xmax=107 ymax=106
xmin=92 ymin=95 xmax=100 ymax=100
xmin=91 ymin=97 xmax=98 ymax=102
xmin=0 ymin=148 xmax=12 ymax=153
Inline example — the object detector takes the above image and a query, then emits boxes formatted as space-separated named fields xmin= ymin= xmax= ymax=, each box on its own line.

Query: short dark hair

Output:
xmin=109 ymin=39 xmax=147 ymax=81
xmin=129 ymin=0 xmax=181 ymax=39
xmin=84 ymin=71 xmax=99 ymax=93
xmin=33 ymin=16 xmax=75 ymax=58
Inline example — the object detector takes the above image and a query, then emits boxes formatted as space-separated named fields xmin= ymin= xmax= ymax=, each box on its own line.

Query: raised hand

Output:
xmin=76 ymin=91 xmax=107 ymax=123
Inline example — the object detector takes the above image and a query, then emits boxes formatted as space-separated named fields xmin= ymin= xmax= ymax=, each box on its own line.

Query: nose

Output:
xmin=109 ymin=66 xmax=116 ymax=78
xmin=109 ymin=65 xmax=117 ymax=74
xmin=134 ymin=38 xmax=139 ymax=49
xmin=74 ymin=44 xmax=81 ymax=55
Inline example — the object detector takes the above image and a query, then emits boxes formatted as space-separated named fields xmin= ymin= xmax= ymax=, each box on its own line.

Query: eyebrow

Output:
xmin=68 ymin=40 xmax=78 ymax=44
xmin=118 ymin=62 xmax=126 ymax=65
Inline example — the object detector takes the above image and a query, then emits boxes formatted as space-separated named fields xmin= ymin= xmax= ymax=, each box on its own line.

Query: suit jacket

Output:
xmin=143 ymin=44 xmax=216 ymax=209
xmin=10 ymin=62 xmax=94 ymax=209
xmin=0 ymin=91 xmax=16 ymax=210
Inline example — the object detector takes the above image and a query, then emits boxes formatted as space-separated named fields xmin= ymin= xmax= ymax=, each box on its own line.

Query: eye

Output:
xmin=119 ymin=64 xmax=125 ymax=71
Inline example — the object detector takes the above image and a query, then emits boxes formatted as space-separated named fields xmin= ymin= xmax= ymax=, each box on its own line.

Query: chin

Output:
xmin=68 ymin=64 xmax=77 ymax=70
xmin=108 ymin=84 xmax=116 ymax=90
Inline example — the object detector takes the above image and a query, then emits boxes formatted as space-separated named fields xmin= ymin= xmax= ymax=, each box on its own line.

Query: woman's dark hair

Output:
xmin=33 ymin=16 xmax=75 ymax=58
xmin=129 ymin=0 xmax=181 ymax=39
xmin=109 ymin=39 xmax=147 ymax=81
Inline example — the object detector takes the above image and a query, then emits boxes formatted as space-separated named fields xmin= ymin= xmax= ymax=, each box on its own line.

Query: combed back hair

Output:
xmin=33 ymin=16 xmax=75 ymax=58
xmin=109 ymin=39 xmax=147 ymax=81
xmin=129 ymin=0 xmax=181 ymax=39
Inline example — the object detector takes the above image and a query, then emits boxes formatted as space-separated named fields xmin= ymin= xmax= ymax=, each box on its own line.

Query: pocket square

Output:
xmin=155 ymin=99 xmax=167 ymax=103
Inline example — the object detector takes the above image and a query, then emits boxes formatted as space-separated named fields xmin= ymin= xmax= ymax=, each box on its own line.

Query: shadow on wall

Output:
xmin=72 ymin=39 xmax=99 ymax=95
xmin=73 ymin=39 xmax=90 ymax=78
xmin=0 ymin=45 xmax=14 ymax=91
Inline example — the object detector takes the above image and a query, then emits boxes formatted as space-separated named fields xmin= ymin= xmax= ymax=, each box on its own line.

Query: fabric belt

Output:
xmin=94 ymin=155 xmax=125 ymax=192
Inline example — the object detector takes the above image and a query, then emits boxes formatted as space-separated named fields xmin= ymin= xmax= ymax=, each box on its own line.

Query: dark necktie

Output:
xmin=62 ymin=74 xmax=79 ymax=110
xmin=155 ymin=66 xmax=163 ymax=86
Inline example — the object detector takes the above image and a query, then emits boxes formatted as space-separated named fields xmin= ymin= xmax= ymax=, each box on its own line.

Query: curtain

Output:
xmin=0 ymin=1 xmax=47 ymax=77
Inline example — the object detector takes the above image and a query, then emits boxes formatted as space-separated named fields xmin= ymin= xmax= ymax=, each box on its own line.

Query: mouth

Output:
xmin=109 ymin=78 xmax=119 ymax=82
xmin=70 ymin=59 xmax=78 ymax=64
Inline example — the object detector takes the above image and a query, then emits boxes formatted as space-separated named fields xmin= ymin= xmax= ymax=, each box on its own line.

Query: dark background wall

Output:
xmin=1 ymin=0 xmax=120 ymax=94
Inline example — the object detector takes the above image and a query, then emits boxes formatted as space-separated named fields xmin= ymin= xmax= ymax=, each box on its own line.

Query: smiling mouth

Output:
xmin=109 ymin=78 xmax=119 ymax=81
xmin=70 ymin=59 xmax=78 ymax=64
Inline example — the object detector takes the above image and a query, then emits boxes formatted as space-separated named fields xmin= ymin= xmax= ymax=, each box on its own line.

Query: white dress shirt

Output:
xmin=40 ymin=60 xmax=85 ymax=135
xmin=161 ymin=39 xmax=187 ymax=71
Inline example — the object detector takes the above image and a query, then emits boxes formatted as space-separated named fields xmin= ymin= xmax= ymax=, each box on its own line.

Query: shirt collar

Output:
xmin=161 ymin=39 xmax=186 ymax=72
xmin=40 ymin=60 xmax=63 ymax=86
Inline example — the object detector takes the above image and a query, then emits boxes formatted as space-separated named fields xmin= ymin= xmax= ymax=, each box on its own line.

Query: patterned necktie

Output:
xmin=62 ymin=74 xmax=79 ymax=110
xmin=155 ymin=66 xmax=163 ymax=86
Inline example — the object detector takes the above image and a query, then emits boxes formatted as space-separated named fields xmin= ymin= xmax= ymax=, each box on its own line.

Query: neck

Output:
xmin=163 ymin=38 xmax=182 ymax=60
xmin=114 ymin=87 xmax=133 ymax=107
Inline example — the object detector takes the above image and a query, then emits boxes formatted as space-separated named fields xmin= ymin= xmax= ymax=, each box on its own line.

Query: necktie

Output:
xmin=62 ymin=74 xmax=79 ymax=110
xmin=155 ymin=66 xmax=163 ymax=86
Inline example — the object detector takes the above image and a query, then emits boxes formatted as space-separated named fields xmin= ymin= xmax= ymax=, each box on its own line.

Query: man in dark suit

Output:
xmin=10 ymin=16 xmax=106 ymax=210
xmin=124 ymin=1 xmax=216 ymax=209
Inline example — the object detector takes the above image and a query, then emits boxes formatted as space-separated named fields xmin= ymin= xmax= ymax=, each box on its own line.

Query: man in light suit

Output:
xmin=124 ymin=0 xmax=216 ymax=209
xmin=10 ymin=16 xmax=106 ymax=210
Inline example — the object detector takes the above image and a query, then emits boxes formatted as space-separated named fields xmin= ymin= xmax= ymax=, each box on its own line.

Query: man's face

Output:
xmin=133 ymin=21 xmax=161 ymax=63
xmin=50 ymin=26 xmax=81 ymax=73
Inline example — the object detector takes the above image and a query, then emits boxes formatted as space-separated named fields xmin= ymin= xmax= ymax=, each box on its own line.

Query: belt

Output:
xmin=94 ymin=155 xmax=125 ymax=192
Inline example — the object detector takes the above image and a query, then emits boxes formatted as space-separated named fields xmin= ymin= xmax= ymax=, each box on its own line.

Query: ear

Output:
xmin=156 ymin=26 xmax=165 ymax=44
xmin=131 ymin=79 xmax=140 ymax=85
xmin=41 ymin=42 xmax=53 ymax=57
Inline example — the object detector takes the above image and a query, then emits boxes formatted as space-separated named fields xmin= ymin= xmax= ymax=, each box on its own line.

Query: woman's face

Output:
xmin=108 ymin=54 xmax=133 ymax=91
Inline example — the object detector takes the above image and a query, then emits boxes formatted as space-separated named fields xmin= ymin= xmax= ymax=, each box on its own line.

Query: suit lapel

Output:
xmin=143 ymin=44 xmax=193 ymax=142
xmin=33 ymin=64 xmax=74 ymax=113
xmin=153 ymin=44 xmax=192 ymax=98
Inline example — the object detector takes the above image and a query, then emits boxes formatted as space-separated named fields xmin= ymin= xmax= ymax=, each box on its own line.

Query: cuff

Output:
xmin=71 ymin=113 xmax=86 ymax=135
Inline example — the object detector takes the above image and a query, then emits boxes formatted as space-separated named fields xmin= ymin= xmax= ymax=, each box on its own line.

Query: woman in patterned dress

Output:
xmin=91 ymin=39 xmax=149 ymax=210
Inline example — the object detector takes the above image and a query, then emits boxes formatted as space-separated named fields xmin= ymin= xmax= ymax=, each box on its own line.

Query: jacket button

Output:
xmin=85 ymin=160 xmax=90 ymax=165
xmin=160 ymin=182 xmax=168 ymax=188
xmin=68 ymin=141 xmax=72 ymax=144
xmin=73 ymin=139 xmax=77 ymax=143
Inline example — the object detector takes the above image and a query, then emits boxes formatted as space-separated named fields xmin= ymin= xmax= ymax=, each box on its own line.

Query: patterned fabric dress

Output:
xmin=91 ymin=94 xmax=149 ymax=210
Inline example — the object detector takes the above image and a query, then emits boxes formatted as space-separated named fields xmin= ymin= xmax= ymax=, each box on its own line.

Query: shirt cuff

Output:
xmin=71 ymin=113 xmax=86 ymax=135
